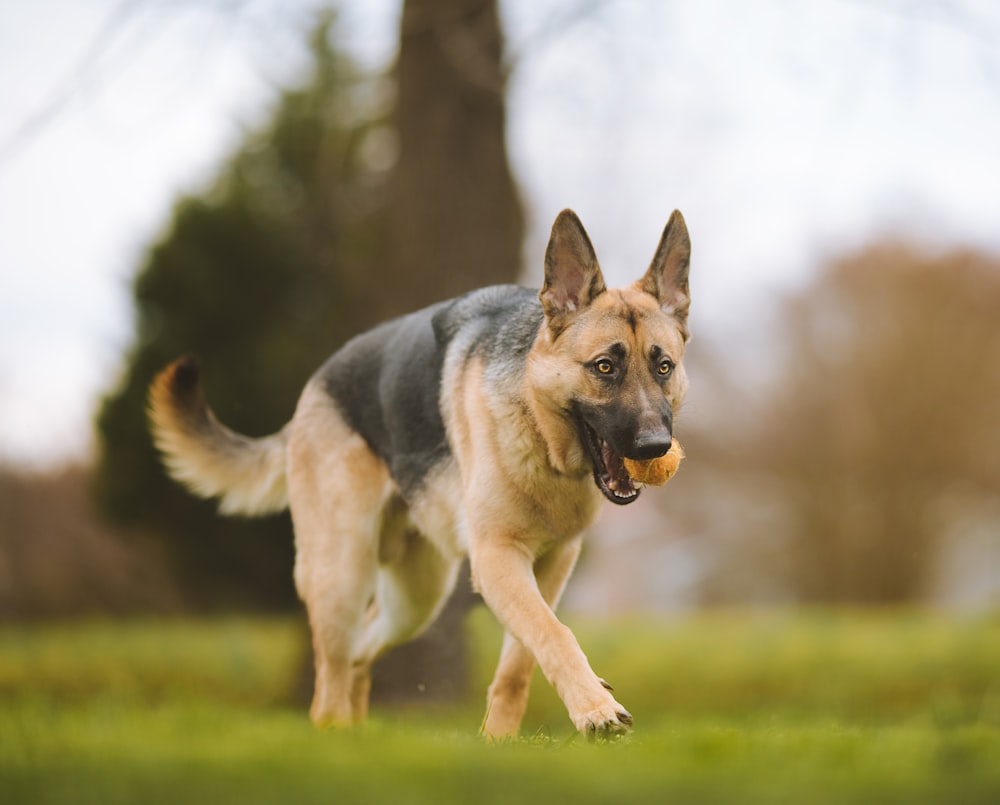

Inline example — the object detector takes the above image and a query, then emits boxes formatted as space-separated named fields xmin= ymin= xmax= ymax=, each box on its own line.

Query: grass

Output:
xmin=1 ymin=609 xmax=998 ymax=803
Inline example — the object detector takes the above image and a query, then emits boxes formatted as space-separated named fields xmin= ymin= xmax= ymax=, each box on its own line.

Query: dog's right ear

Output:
xmin=540 ymin=209 xmax=607 ymax=336
xmin=640 ymin=210 xmax=691 ymax=339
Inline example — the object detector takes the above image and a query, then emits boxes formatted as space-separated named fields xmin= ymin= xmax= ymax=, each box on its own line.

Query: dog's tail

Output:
xmin=148 ymin=357 xmax=289 ymax=516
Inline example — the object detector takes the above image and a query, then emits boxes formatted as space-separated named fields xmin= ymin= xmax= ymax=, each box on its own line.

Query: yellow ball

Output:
xmin=623 ymin=439 xmax=685 ymax=486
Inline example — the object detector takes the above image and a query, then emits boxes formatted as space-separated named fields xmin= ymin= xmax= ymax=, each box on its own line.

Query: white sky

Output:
xmin=1 ymin=0 xmax=999 ymax=469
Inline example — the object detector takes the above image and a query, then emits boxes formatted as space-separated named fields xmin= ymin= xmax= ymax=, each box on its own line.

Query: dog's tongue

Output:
xmin=601 ymin=441 xmax=635 ymax=494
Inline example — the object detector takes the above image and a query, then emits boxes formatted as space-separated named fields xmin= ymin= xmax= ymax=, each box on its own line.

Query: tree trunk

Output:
xmin=378 ymin=0 xmax=523 ymax=319
xmin=370 ymin=0 xmax=521 ymax=708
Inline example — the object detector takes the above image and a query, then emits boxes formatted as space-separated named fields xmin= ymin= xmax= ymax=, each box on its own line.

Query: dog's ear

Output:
xmin=641 ymin=210 xmax=691 ymax=339
xmin=540 ymin=209 xmax=607 ymax=335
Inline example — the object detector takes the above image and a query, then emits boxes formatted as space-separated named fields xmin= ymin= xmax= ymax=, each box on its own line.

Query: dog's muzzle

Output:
xmin=577 ymin=419 xmax=642 ymax=505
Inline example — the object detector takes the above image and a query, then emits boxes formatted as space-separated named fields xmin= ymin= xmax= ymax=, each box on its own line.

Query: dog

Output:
xmin=148 ymin=208 xmax=691 ymax=739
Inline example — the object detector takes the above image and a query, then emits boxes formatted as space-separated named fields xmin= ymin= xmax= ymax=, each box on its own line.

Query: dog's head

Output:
xmin=529 ymin=209 xmax=691 ymax=505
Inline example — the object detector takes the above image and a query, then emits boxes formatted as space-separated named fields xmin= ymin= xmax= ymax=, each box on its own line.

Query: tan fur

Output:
xmin=529 ymin=286 xmax=689 ymax=426
xmin=148 ymin=360 xmax=288 ymax=515
xmin=286 ymin=382 xmax=461 ymax=727
xmin=446 ymin=284 xmax=689 ymax=739
xmin=147 ymin=209 xmax=692 ymax=740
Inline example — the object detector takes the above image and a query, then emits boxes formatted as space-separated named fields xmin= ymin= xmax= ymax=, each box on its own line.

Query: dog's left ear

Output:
xmin=641 ymin=210 xmax=691 ymax=339
xmin=540 ymin=209 xmax=607 ymax=336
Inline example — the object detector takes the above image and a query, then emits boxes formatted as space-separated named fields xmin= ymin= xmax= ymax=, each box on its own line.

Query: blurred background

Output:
xmin=1 ymin=0 xmax=998 ymax=686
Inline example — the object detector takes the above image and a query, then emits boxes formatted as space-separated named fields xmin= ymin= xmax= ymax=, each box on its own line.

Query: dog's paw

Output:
xmin=564 ymin=674 xmax=634 ymax=740
xmin=571 ymin=697 xmax=633 ymax=740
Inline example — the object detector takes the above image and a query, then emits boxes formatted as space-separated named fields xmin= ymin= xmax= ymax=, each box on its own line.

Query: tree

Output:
xmin=95 ymin=13 xmax=395 ymax=609
xmin=692 ymin=244 xmax=1000 ymax=604
xmin=0 ymin=465 xmax=179 ymax=619
xmin=384 ymin=0 xmax=523 ymax=313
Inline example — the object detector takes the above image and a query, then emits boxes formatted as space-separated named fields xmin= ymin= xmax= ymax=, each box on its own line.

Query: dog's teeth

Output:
xmin=633 ymin=481 xmax=644 ymax=489
xmin=608 ymin=479 xmax=619 ymax=492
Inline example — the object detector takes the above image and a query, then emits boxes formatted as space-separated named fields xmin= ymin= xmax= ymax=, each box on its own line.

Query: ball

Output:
xmin=623 ymin=439 xmax=685 ymax=486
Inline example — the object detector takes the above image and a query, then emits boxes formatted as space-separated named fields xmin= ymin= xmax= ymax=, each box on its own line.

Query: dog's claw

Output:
xmin=599 ymin=677 xmax=614 ymax=692
xmin=580 ymin=705 xmax=633 ymax=741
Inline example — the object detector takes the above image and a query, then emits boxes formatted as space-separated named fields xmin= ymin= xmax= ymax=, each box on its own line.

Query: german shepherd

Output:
xmin=149 ymin=209 xmax=691 ymax=739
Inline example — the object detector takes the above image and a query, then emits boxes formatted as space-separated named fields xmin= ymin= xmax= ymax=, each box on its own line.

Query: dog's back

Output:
xmin=315 ymin=284 xmax=543 ymax=497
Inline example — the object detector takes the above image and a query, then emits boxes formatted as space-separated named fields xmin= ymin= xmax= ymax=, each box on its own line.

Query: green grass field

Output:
xmin=2 ymin=609 xmax=998 ymax=803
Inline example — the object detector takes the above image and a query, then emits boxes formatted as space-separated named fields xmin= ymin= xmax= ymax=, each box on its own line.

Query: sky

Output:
xmin=1 ymin=0 xmax=999 ymax=469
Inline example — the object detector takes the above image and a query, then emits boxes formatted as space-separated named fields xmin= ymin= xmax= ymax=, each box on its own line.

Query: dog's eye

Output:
xmin=657 ymin=359 xmax=674 ymax=376
xmin=595 ymin=359 xmax=614 ymax=375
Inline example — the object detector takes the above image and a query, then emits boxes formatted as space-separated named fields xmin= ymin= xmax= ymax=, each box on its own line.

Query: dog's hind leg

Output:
xmin=350 ymin=503 xmax=462 ymax=689
xmin=287 ymin=385 xmax=392 ymax=728
xmin=481 ymin=535 xmax=583 ymax=739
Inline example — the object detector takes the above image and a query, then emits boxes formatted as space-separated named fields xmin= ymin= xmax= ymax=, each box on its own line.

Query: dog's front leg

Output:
xmin=481 ymin=535 xmax=585 ymax=738
xmin=470 ymin=535 xmax=632 ymax=739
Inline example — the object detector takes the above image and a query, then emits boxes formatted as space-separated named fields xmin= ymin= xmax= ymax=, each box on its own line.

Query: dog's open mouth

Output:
xmin=578 ymin=419 xmax=641 ymax=505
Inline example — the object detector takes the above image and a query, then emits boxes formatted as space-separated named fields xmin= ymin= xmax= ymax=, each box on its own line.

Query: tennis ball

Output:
xmin=623 ymin=439 xmax=685 ymax=486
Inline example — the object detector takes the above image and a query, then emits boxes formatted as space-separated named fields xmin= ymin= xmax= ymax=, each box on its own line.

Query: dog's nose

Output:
xmin=630 ymin=432 xmax=672 ymax=460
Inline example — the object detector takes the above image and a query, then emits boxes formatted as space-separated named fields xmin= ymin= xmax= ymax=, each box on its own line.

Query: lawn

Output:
xmin=1 ymin=609 xmax=998 ymax=803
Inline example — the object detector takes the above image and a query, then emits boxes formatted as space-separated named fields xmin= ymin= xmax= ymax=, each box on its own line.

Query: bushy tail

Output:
xmin=148 ymin=357 xmax=289 ymax=516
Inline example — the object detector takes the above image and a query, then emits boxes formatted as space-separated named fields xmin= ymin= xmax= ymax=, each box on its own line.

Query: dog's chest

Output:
xmin=404 ymin=458 xmax=468 ymax=558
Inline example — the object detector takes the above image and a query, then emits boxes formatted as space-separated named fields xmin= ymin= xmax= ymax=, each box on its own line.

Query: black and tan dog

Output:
xmin=149 ymin=208 xmax=692 ymax=739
